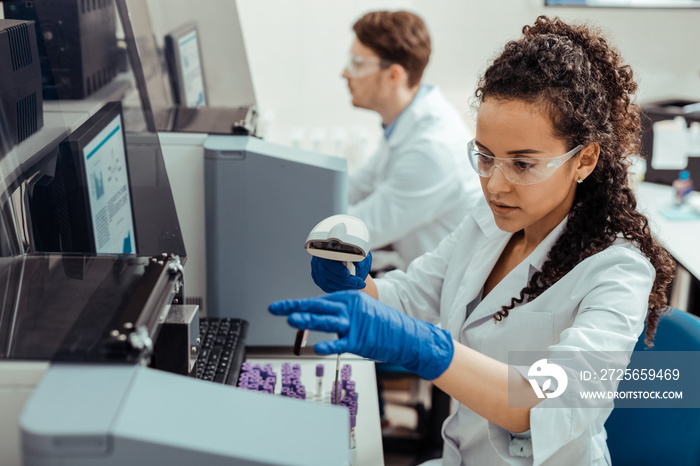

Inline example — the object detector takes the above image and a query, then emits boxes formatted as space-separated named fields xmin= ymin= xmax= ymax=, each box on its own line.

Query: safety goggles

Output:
xmin=344 ymin=54 xmax=393 ymax=79
xmin=467 ymin=139 xmax=584 ymax=185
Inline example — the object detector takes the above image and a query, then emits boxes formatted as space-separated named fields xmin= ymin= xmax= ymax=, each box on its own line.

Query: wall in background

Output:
xmin=147 ymin=0 xmax=700 ymax=167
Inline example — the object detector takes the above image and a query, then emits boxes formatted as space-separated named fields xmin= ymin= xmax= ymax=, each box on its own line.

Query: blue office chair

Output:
xmin=605 ymin=309 xmax=700 ymax=465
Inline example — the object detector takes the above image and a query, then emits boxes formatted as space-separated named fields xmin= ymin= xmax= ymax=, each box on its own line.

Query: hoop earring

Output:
xmin=577 ymin=178 xmax=583 ymax=184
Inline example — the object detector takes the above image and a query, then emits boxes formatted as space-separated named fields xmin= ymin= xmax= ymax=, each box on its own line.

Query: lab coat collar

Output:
xmin=471 ymin=197 xmax=501 ymax=238
xmin=382 ymin=84 xmax=431 ymax=139
xmin=470 ymin=197 xmax=569 ymax=272
xmin=461 ymin=213 xmax=570 ymax=329
xmin=525 ymin=214 xmax=569 ymax=272
xmin=444 ymin=200 xmax=508 ymax=334
xmin=385 ymin=84 xmax=439 ymax=148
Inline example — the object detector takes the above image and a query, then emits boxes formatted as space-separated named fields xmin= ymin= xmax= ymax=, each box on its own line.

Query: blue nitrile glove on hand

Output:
xmin=310 ymin=252 xmax=372 ymax=293
xmin=268 ymin=290 xmax=454 ymax=381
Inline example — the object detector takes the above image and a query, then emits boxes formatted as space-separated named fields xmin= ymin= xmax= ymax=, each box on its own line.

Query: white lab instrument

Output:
xmin=204 ymin=136 xmax=348 ymax=346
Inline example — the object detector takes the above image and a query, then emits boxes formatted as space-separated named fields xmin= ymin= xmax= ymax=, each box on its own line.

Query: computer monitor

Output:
xmin=57 ymin=101 xmax=137 ymax=254
xmin=116 ymin=0 xmax=256 ymax=135
xmin=164 ymin=23 xmax=207 ymax=108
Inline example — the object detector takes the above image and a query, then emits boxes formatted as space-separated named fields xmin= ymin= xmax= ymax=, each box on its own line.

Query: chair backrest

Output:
xmin=605 ymin=310 xmax=700 ymax=465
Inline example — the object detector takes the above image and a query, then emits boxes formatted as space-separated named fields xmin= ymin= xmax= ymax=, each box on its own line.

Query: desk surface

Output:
xmin=636 ymin=182 xmax=700 ymax=279
xmin=245 ymin=353 xmax=384 ymax=466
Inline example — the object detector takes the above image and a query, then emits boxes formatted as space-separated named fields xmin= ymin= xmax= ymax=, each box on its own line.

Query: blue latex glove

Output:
xmin=268 ymin=290 xmax=453 ymax=380
xmin=310 ymin=252 xmax=372 ymax=293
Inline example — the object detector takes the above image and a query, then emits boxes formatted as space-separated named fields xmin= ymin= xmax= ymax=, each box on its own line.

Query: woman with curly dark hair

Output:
xmin=270 ymin=15 xmax=675 ymax=465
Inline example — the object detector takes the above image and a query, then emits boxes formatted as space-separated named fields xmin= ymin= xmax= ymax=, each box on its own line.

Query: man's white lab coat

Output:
xmin=376 ymin=199 xmax=655 ymax=465
xmin=348 ymin=85 xmax=481 ymax=265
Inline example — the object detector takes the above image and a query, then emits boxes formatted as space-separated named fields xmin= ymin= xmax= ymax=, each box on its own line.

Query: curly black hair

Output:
xmin=475 ymin=16 xmax=675 ymax=346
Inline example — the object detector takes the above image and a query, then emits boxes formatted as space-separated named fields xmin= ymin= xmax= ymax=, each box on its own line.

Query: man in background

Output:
xmin=343 ymin=10 xmax=480 ymax=269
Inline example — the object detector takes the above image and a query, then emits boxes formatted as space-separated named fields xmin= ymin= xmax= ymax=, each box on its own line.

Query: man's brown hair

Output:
xmin=353 ymin=10 xmax=431 ymax=88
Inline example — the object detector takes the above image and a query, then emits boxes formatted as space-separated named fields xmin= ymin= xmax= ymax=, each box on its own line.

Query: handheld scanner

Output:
xmin=304 ymin=214 xmax=370 ymax=275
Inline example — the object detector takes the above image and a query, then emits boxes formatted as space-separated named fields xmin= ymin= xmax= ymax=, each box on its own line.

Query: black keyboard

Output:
xmin=194 ymin=317 xmax=248 ymax=385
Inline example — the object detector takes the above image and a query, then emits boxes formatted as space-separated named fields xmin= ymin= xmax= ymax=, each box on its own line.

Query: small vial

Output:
xmin=315 ymin=364 xmax=324 ymax=399
xmin=331 ymin=380 xmax=348 ymax=404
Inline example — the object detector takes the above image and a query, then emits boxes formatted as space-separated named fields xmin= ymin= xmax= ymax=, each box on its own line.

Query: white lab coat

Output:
xmin=375 ymin=198 xmax=656 ymax=466
xmin=348 ymin=85 xmax=481 ymax=265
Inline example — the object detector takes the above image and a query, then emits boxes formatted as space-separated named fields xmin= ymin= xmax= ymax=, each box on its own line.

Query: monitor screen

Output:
xmin=57 ymin=102 xmax=137 ymax=254
xmin=81 ymin=111 xmax=136 ymax=253
xmin=165 ymin=24 xmax=207 ymax=108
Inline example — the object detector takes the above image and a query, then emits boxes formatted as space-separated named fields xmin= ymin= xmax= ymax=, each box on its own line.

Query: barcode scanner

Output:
xmin=293 ymin=215 xmax=370 ymax=356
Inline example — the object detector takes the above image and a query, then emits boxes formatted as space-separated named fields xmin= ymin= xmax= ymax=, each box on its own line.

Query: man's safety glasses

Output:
xmin=345 ymin=54 xmax=393 ymax=79
xmin=467 ymin=139 xmax=584 ymax=186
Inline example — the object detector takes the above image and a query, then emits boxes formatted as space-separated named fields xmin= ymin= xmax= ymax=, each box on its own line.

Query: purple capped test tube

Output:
xmin=315 ymin=364 xmax=324 ymax=399
xmin=331 ymin=381 xmax=343 ymax=404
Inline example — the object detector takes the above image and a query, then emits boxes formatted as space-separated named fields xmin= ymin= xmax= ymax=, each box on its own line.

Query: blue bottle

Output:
xmin=673 ymin=170 xmax=694 ymax=206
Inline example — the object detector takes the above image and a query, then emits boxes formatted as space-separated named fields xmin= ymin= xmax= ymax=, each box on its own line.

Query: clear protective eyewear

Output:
xmin=468 ymin=139 xmax=584 ymax=185
xmin=344 ymin=54 xmax=392 ymax=79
